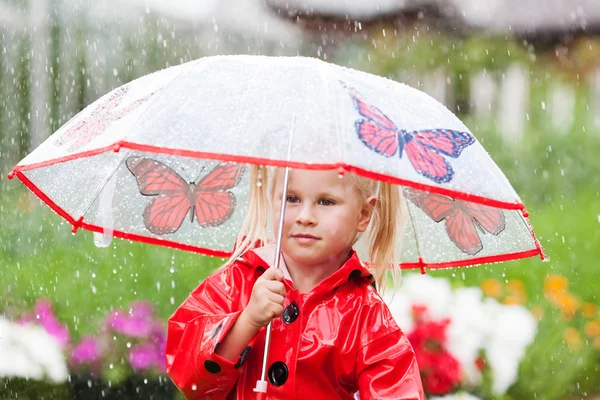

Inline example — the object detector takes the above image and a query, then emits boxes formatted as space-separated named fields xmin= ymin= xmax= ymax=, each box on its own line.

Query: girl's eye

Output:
xmin=286 ymin=196 xmax=300 ymax=203
xmin=319 ymin=198 xmax=335 ymax=206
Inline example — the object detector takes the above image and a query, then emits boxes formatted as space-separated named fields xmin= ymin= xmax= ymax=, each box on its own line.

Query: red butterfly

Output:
xmin=347 ymin=87 xmax=475 ymax=183
xmin=405 ymin=188 xmax=505 ymax=255
xmin=126 ymin=157 xmax=245 ymax=235
xmin=56 ymin=87 xmax=155 ymax=152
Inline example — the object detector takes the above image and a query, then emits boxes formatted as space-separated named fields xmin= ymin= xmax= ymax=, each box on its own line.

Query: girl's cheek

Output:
xmin=329 ymin=223 xmax=342 ymax=236
xmin=282 ymin=213 xmax=295 ymax=227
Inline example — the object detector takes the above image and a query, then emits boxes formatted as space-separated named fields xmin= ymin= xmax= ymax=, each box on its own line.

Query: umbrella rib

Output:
xmin=515 ymin=208 xmax=546 ymax=259
xmin=79 ymin=149 xmax=134 ymax=224
xmin=121 ymin=59 xmax=210 ymax=144
xmin=78 ymin=61 xmax=213 ymax=226
xmin=322 ymin=62 xmax=344 ymax=165
xmin=405 ymin=192 xmax=424 ymax=268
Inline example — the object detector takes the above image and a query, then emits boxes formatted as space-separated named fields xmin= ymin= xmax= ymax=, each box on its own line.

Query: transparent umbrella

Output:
xmin=8 ymin=54 xmax=545 ymax=396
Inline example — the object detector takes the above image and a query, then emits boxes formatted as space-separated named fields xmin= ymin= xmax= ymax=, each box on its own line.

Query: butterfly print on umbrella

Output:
xmin=55 ymin=87 xmax=156 ymax=152
xmin=126 ymin=157 xmax=245 ymax=235
xmin=405 ymin=188 xmax=506 ymax=255
xmin=345 ymin=86 xmax=475 ymax=183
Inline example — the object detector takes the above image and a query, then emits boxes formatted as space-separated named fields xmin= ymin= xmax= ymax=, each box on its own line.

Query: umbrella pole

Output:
xmin=253 ymin=165 xmax=291 ymax=396
xmin=254 ymin=119 xmax=295 ymax=397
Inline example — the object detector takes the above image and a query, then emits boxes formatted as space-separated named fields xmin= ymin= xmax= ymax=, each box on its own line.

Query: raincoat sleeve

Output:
xmin=356 ymin=303 xmax=425 ymax=400
xmin=165 ymin=262 xmax=256 ymax=399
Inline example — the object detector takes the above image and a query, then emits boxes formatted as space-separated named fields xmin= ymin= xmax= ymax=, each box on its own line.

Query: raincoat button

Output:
xmin=204 ymin=360 xmax=221 ymax=374
xmin=282 ymin=302 xmax=299 ymax=324
xmin=348 ymin=269 xmax=361 ymax=280
xmin=268 ymin=361 xmax=288 ymax=386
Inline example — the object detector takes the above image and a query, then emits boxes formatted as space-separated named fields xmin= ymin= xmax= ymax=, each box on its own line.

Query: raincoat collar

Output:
xmin=239 ymin=248 xmax=374 ymax=294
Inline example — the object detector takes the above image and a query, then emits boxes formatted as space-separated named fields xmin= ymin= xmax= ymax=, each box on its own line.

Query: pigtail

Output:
xmin=225 ymin=165 xmax=271 ymax=266
xmin=367 ymin=182 xmax=404 ymax=291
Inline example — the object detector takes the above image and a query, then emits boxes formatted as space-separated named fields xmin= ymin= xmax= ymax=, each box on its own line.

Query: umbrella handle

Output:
xmin=253 ymin=379 xmax=268 ymax=398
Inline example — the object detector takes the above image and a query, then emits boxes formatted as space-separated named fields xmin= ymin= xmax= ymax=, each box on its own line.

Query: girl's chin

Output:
xmin=283 ymin=249 xmax=325 ymax=265
xmin=284 ymin=251 xmax=347 ymax=269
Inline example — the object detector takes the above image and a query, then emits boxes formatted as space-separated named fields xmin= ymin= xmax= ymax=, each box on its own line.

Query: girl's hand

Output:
xmin=241 ymin=267 xmax=286 ymax=328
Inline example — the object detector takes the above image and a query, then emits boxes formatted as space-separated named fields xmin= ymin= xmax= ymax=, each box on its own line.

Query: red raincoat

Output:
xmin=166 ymin=249 xmax=424 ymax=399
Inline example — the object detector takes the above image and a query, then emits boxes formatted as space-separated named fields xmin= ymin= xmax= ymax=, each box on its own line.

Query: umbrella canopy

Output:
xmin=8 ymin=55 xmax=544 ymax=270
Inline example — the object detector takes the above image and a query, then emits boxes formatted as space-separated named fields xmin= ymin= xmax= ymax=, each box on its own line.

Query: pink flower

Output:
xmin=150 ymin=322 xmax=167 ymax=372
xmin=20 ymin=299 xmax=71 ymax=348
xmin=130 ymin=301 xmax=155 ymax=320
xmin=105 ymin=301 xmax=156 ymax=338
xmin=71 ymin=335 xmax=101 ymax=365
xmin=129 ymin=343 xmax=159 ymax=370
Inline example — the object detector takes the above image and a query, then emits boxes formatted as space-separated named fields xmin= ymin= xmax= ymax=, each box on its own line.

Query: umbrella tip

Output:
xmin=418 ymin=257 xmax=426 ymax=275
xmin=7 ymin=170 xmax=15 ymax=180
xmin=71 ymin=216 xmax=84 ymax=234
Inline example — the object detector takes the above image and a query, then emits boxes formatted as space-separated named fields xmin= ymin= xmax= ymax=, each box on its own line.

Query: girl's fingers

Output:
xmin=265 ymin=280 xmax=286 ymax=298
xmin=266 ymin=292 xmax=285 ymax=306
xmin=270 ymin=303 xmax=284 ymax=318
xmin=261 ymin=267 xmax=284 ymax=282
xmin=248 ymin=267 xmax=287 ymax=325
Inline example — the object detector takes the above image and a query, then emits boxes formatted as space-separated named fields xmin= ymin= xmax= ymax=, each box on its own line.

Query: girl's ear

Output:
xmin=357 ymin=196 xmax=377 ymax=233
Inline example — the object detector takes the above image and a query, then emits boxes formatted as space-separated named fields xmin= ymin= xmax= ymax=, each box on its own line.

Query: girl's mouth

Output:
xmin=292 ymin=234 xmax=320 ymax=243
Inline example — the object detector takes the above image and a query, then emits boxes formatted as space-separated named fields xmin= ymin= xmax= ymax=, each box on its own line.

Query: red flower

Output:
xmin=475 ymin=355 xmax=486 ymax=371
xmin=411 ymin=304 xmax=429 ymax=321
xmin=408 ymin=317 xmax=462 ymax=395
xmin=408 ymin=318 xmax=450 ymax=350
xmin=419 ymin=349 xmax=462 ymax=395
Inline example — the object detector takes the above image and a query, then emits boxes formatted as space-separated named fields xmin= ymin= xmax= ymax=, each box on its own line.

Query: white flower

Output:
xmin=446 ymin=287 xmax=490 ymax=384
xmin=0 ymin=316 xmax=68 ymax=382
xmin=384 ymin=274 xmax=538 ymax=397
xmin=382 ymin=290 xmax=414 ymax=332
xmin=384 ymin=274 xmax=453 ymax=333
xmin=483 ymin=299 xmax=537 ymax=395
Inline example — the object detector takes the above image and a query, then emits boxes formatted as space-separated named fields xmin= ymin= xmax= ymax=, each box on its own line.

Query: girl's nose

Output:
xmin=295 ymin=203 xmax=317 ymax=226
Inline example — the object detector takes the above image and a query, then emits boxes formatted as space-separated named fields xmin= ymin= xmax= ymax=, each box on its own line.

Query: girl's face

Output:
xmin=272 ymin=169 xmax=374 ymax=270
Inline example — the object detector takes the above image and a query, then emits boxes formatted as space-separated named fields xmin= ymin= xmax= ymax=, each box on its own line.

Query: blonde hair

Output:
xmin=227 ymin=165 xmax=406 ymax=290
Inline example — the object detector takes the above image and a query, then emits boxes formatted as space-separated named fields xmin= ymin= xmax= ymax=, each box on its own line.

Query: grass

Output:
xmin=0 ymin=184 xmax=221 ymax=337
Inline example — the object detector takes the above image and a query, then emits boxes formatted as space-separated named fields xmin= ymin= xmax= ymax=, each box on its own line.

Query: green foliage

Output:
xmin=16 ymin=35 xmax=31 ymax=160
xmin=0 ymin=185 xmax=221 ymax=340
xmin=0 ymin=378 xmax=70 ymax=400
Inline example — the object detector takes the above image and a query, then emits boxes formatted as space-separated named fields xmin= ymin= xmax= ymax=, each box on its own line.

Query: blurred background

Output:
xmin=0 ymin=0 xmax=598 ymax=399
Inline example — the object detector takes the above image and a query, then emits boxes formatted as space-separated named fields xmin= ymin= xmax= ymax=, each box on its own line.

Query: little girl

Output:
xmin=165 ymin=165 xmax=425 ymax=399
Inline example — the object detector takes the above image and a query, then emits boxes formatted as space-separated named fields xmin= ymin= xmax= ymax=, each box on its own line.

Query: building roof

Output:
xmin=266 ymin=0 xmax=600 ymax=37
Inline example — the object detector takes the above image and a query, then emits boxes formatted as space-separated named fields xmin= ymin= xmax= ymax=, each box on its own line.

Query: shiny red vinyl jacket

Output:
xmin=166 ymin=249 xmax=424 ymax=399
